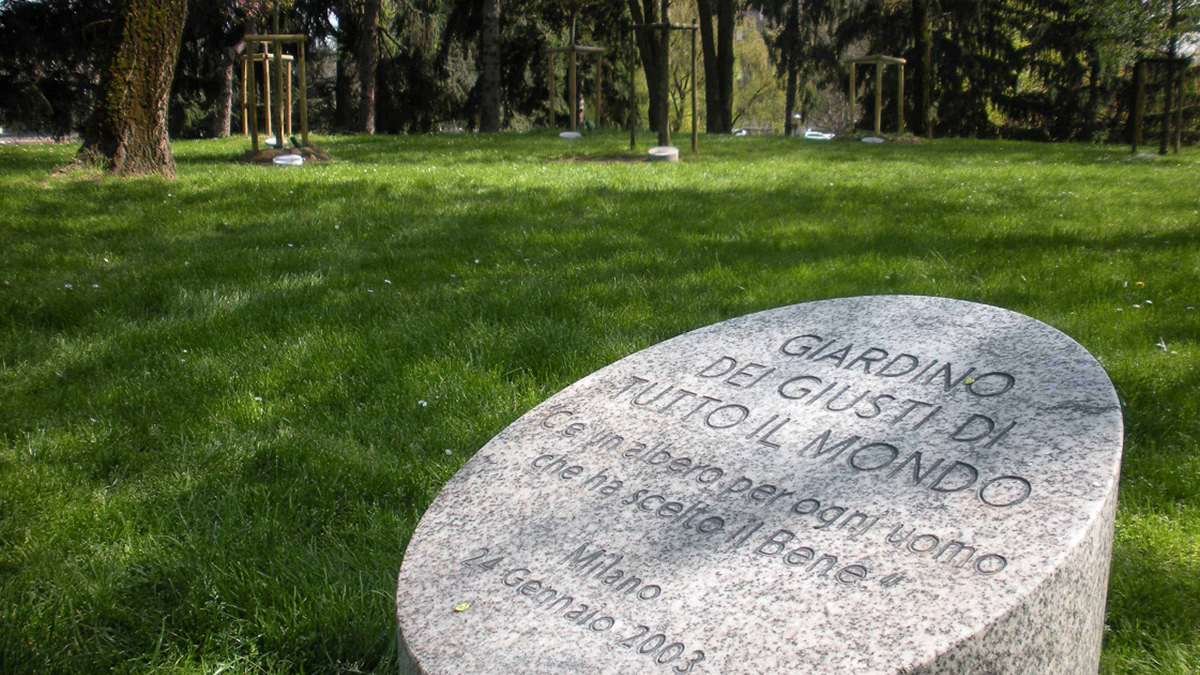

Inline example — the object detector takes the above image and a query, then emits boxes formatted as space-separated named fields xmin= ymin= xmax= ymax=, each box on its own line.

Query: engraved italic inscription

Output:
xmin=397 ymin=296 xmax=1123 ymax=675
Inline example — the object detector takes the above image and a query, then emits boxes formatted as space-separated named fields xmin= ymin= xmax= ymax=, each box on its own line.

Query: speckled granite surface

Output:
xmin=397 ymin=296 xmax=1123 ymax=675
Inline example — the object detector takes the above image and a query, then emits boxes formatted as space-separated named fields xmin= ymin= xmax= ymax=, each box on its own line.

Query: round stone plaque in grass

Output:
xmin=272 ymin=153 xmax=304 ymax=166
xmin=397 ymin=295 xmax=1122 ymax=675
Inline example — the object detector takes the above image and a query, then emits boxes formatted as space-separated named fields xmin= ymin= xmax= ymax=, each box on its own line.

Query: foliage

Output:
xmin=238 ymin=0 xmax=295 ymax=26
xmin=0 ymin=0 xmax=115 ymax=135
xmin=666 ymin=0 xmax=788 ymax=134
xmin=171 ymin=0 xmax=246 ymax=139
xmin=3 ymin=0 xmax=1196 ymax=140
xmin=751 ymin=0 xmax=850 ymax=132
xmin=835 ymin=0 xmax=1200 ymax=140
xmin=731 ymin=11 xmax=786 ymax=129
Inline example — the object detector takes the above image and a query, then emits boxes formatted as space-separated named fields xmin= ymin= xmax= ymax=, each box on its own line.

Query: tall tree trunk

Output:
xmin=716 ymin=0 xmax=734 ymax=132
xmin=213 ymin=39 xmax=243 ymax=138
xmin=479 ymin=0 xmax=502 ymax=132
xmin=335 ymin=45 xmax=356 ymax=130
xmin=78 ymin=0 xmax=188 ymax=178
xmin=1160 ymin=0 xmax=1179 ymax=154
xmin=697 ymin=0 xmax=734 ymax=132
xmin=656 ymin=0 xmax=670 ymax=145
xmin=1084 ymin=48 xmax=1101 ymax=142
xmin=627 ymin=0 xmax=665 ymax=134
xmin=911 ymin=0 xmax=931 ymax=136
xmin=696 ymin=0 xmax=720 ymax=132
xmin=783 ymin=0 xmax=800 ymax=136
xmin=359 ymin=0 xmax=380 ymax=133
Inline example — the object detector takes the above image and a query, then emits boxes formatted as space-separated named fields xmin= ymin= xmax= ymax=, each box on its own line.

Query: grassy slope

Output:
xmin=0 ymin=133 xmax=1196 ymax=674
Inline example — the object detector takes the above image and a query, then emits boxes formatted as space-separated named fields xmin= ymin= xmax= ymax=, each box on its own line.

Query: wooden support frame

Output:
xmin=242 ymin=34 xmax=310 ymax=152
xmin=546 ymin=16 xmax=607 ymax=132
xmin=241 ymin=54 xmax=249 ymax=135
xmin=1130 ymin=56 xmax=1190 ymax=155
xmin=240 ymin=52 xmax=294 ymax=138
xmin=845 ymin=54 xmax=907 ymax=135
xmin=629 ymin=18 xmax=699 ymax=153
xmin=261 ymin=44 xmax=272 ymax=136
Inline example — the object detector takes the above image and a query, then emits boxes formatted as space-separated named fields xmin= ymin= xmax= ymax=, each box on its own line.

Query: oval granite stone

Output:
xmin=397 ymin=296 xmax=1123 ymax=675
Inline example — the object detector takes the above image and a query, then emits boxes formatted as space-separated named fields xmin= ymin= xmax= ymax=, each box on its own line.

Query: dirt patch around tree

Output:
xmin=236 ymin=146 xmax=333 ymax=164
xmin=843 ymin=134 xmax=924 ymax=145
xmin=554 ymin=154 xmax=653 ymax=164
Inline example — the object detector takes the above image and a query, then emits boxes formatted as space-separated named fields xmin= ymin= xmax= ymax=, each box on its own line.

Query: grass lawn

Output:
xmin=0 ymin=132 xmax=1197 ymax=674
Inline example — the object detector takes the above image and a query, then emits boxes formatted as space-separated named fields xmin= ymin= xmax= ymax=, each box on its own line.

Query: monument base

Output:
xmin=648 ymin=146 xmax=679 ymax=162
xmin=395 ymin=296 xmax=1124 ymax=675
xmin=911 ymin=488 xmax=1115 ymax=674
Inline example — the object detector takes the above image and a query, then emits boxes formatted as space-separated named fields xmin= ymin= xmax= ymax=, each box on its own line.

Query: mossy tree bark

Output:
xmin=78 ymin=0 xmax=188 ymax=178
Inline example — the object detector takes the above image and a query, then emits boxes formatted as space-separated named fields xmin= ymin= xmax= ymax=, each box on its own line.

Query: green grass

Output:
xmin=1 ymin=132 xmax=1197 ymax=674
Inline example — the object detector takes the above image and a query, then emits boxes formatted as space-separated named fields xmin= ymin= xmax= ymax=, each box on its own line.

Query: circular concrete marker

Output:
xmin=559 ymin=131 xmax=582 ymax=140
xmin=272 ymin=153 xmax=304 ymax=166
xmin=398 ymin=296 xmax=1122 ymax=675
xmin=647 ymin=146 xmax=680 ymax=162
xmin=863 ymin=136 xmax=885 ymax=144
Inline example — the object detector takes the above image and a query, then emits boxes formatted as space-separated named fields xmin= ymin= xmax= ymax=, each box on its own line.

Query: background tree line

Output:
xmin=0 ymin=0 xmax=1196 ymax=143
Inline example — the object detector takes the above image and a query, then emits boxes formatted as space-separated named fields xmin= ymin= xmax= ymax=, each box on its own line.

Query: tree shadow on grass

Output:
xmin=3 ymin=142 xmax=1199 ymax=673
